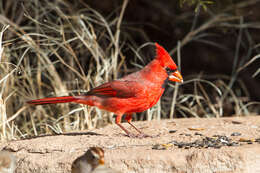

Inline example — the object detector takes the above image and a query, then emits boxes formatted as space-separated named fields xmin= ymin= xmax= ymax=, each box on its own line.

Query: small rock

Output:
xmin=152 ymin=144 xmax=166 ymax=150
xmin=184 ymin=146 xmax=190 ymax=149
xmin=231 ymin=132 xmax=242 ymax=136
xmin=231 ymin=121 xmax=243 ymax=124
xmin=179 ymin=133 xmax=191 ymax=136
xmin=255 ymin=138 xmax=260 ymax=143
xmin=169 ymin=130 xmax=177 ymax=133
xmin=213 ymin=145 xmax=222 ymax=149
xmin=194 ymin=132 xmax=203 ymax=136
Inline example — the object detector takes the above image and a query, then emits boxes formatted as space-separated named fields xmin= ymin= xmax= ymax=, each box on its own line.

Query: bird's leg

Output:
xmin=125 ymin=114 xmax=151 ymax=138
xmin=115 ymin=114 xmax=135 ymax=137
xmin=125 ymin=114 xmax=142 ymax=134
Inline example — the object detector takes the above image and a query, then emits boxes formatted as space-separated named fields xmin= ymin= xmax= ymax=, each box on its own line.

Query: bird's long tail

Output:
xmin=27 ymin=96 xmax=77 ymax=105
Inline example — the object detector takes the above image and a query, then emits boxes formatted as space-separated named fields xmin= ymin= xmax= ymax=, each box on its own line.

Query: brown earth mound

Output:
xmin=1 ymin=116 xmax=260 ymax=173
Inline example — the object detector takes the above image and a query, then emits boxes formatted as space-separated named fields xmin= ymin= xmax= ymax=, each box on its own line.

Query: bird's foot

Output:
xmin=125 ymin=133 xmax=159 ymax=138
xmin=116 ymin=122 xmax=159 ymax=138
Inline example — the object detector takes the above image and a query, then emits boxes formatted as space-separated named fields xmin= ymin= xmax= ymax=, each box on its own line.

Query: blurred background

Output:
xmin=0 ymin=0 xmax=259 ymax=140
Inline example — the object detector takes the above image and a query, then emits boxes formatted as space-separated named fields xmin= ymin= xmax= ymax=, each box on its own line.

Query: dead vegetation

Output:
xmin=0 ymin=0 xmax=259 ymax=140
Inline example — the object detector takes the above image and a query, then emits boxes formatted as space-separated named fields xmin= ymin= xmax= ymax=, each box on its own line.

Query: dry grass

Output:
xmin=0 ymin=0 xmax=131 ymax=139
xmin=0 ymin=0 xmax=259 ymax=140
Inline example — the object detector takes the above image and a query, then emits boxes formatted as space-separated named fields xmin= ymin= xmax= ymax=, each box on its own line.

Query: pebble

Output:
xmin=194 ymin=132 xmax=203 ymax=136
xmin=169 ymin=130 xmax=177 ymax=133
xmin=231 ymin=132 xmax=242 ymax=136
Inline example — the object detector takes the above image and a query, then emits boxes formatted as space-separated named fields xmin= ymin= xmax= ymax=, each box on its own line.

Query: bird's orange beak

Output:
xmin=99 ymin=158 xmax=105 ymax=165
xmin=168 ymin=70 xmax=183 ymax=83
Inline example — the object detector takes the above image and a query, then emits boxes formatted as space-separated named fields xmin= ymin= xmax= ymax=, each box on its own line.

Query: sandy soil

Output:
xmin=1 ymin=116 xmax=260 ymax=173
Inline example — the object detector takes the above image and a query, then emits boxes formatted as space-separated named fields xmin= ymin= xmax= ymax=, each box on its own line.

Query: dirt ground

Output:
xmin=1 ymin=116 xmax=260 ymax=173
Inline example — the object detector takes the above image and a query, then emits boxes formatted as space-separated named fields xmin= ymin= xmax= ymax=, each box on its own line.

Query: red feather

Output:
xmin=27 ymin=96 xmax=76 ymax=105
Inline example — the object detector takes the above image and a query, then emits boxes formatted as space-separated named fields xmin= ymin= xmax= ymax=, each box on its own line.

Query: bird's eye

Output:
xmin=165 ymin=67 xmax=175 ymax=74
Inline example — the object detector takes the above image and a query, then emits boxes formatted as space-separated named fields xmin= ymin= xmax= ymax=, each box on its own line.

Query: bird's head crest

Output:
xmin=154 ymin=43 xmax=178 ymax=70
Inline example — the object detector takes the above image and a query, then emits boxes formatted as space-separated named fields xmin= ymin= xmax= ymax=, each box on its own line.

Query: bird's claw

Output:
xmin=126 ymin=133 xmax=159 ymax=138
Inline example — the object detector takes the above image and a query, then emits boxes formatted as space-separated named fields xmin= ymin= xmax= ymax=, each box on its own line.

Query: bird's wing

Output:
xmin=86 ymin=80 xmax=143 ymax=98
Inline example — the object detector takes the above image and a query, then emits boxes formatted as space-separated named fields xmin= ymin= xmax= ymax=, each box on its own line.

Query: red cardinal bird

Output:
xmin=27 ymin=43 xmax=183 ymax=137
